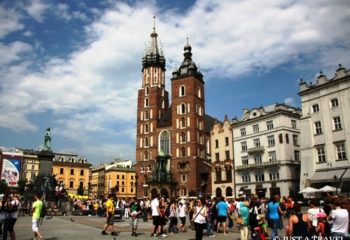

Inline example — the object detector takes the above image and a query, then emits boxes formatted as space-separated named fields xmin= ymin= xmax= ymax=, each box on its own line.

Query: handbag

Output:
xmin=236 ymin=216 xmax=244 ymax=225
xmin=191 ymin=206 xmax=205 ymax=223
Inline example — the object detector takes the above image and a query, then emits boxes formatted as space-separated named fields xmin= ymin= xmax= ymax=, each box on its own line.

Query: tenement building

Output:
xmin=210 ymin=116 xmax=235 ymax=197
xmin=52 ymin=153 xmax=91 ymax=194
xmin=299 ymin=65 xmax=350 ymax=192
xmin=232 ymin=104 xmax=301 ymax=198
xmin=135 ymin=21 xmax=215 ymax=198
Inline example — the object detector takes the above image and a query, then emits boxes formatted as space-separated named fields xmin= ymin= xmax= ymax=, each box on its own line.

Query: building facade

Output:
xmin=299 ymin=66 xmax=350 ymax=192
xmin=90 ymin=164 xmax=105 ymax=198
xmin=135 ymin=22 xmax=214 ymax=198
xmin=232 ymin=104 xmax=301 ymax=198
xmin=22 ymin=150 xmax=40 ymax=182
xmin=104 ymin=161 xmax=136 ymax=198
xmin=210 ymin=116 xmax=235 ymax=197
xmin=52 ymin=153 xmax=91 ymax=194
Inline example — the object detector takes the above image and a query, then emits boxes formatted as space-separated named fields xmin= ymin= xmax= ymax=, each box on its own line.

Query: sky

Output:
xmin=0 ymin=0 xmax=349 ymax=165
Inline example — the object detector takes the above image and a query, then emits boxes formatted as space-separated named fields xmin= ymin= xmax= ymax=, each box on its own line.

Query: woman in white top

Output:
xmin=192 ymin=198 xmax=207 ymax=240
xmin=177 ymin=202 xmax=187 ymax=232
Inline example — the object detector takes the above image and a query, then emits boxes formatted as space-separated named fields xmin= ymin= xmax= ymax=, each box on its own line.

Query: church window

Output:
xmin=197 ymin=88 xmax=202 ymax=98
xmin=145 ymin=110 xmax=149 ymax=120
xmin=181 ymin=132 xmax=186 ymax=143
xmin=180 ymin=103 xmax=186 ymax=114
xmin=145 ymin=86 xmax=150 ymax=95
xmin=145 ymin=124 xmax=149 ymax=133
xmin=159 ymin=130 xmax=170 ymax=155
xmin=179 ymin=85 xmax=186 ymax=97
xmin=144 ymin=137 xmax=149 ymax=147
xmin=181 ymin=147 xmax=186 ymax=157
xmin=181 ymin=117 xmax=186 ymax=128
xmin=144 ymin=97 xmax=149 ymax=107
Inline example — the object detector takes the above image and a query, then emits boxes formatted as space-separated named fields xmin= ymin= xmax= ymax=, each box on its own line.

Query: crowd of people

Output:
xmin=96 ymin=193 xmax=350 ymax=240
xmin=0 ymin=192 xmax=349 ymax=240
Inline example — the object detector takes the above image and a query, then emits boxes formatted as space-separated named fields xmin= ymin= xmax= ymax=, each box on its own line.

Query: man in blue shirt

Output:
xmin=216 ymin=196 xmax=229 ymax=234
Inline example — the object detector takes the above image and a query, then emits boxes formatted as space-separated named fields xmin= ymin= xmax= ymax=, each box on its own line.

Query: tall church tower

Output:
xmin=135 ymin=18 xmax=169 ymax=196
xmin=170 ymin=41 xmax=210 ymax=197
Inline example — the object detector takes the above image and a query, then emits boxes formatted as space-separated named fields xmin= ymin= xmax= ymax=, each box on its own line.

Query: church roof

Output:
xmin=204 ymin=114 xmax=219 ymax=132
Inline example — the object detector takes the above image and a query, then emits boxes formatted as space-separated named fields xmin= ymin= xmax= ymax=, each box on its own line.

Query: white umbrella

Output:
xmin=299 ymin=187 xmax=319 ymax=194
xmin=319 ymin=185 xmax=340 ymax=192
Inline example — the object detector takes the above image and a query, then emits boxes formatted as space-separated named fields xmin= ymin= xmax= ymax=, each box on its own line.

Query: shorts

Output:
xmin=179 ymin=217 xmax=186 ymax=225
xmin=131 ymin=217 xmax=138 ymax=228
xmin=106 ymin=215 xmax=114 ymax=225
xmin=217 ymin=216 xmax=227 ymax=223
xmin=32 ymin=219 xmax=40 ymax=232
xmin=152 ymin=216 xmax=160 ymax=226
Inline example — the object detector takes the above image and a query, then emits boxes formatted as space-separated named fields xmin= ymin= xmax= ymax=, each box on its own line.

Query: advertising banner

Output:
xmin=1 ymin=153 xmax=22 ymax=187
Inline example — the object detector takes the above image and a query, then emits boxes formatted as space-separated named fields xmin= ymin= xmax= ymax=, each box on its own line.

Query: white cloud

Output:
xmin=284 ymin=97 xmax=296 ymax=107
xmin=0 ymin=41 xmax=33 ymax=65
xmin=25 ymin=0 xmax=49 ymax=22
xmin=0 ymin=5 xmax=24 ymax=38
xmin=1 ymin=0 xmax=350 ymax=162
xmin=54 ymin=3 xmax=88 ymax=22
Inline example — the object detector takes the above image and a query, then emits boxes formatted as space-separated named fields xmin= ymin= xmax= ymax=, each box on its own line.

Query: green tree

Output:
xmin=0 ymin=180 xmax=8 ymax=194
xmin=77 ymin=185 xmax=84 ymax=196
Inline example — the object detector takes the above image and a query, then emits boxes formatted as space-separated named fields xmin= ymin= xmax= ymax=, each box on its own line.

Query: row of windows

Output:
xmin=316 ymin=142 xmax=347 ymax=162
xmin=215 ymin=167 xmax=232 ymax=182
xmin=241 ymin=172 xmax=279 ymax=183
xmin=177 ymin=85 xmax=202 ymax=98
xmin=240 ymin=120 xmax=297 ymax=137
xmin=214 ymin=137 xmax=230 ymax=148
xmin=241 ymin=150 xmax=300 ymax=164
xmin=143 ymin=97 xmax=165 ymax=109
xmin=59 ymin=168 xmax=85 ymax=176
xmin=56 ymin=157 xmax=87 ymax=164
xmin=240 ymin=134 xmax=299 ymax=151
xmin=311 ymin=98 xmax=339 ymax=113
xmin=314 ymin=117 xmax=343 ymax=135
xmin=214 ymin=150 xmax=231 ymax=161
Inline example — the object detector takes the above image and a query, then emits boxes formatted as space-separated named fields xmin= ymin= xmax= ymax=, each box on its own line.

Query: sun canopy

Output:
xmin=299 ymin=187 xmax=319 ymax=193
xmin=318 ymin=185 xmax=340 ymax=192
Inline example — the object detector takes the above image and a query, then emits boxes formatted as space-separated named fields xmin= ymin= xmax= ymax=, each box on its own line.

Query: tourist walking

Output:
xmin=216 ymin=196 xmax=229 ymax=234
xmin=129 ymin=198 xmax=142 ymax=237
xmin=32 ymin=192 xmax=44 ymax=240
xmin=239 ymin=200 xmax=250 ymax=240
xmin=101 ymin=194 xmax=117 ymax=236
xmin=177 ymin=201 xmax=187 ymax=232
xmin=267 ymin=195 xmax=283 ymax=240
xmin=151 ymin=194 xmax=161 ymax=237
xmin=307 ymin=199 xmax=324 ymax=236
xmin=167 ymin=199 xmax=178 ymax=234
xmin=4 ymin=194 xmax=20 ymax=240
xmin=286 ymin=203 xmax=310 ymax=239
xmin=192 ymin=198 xmax=207 ymax=240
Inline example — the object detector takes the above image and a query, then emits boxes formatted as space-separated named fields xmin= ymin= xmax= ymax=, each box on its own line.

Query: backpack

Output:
xmin=229 ymin=203 xmax=236 ymax=213
xmin=40 ymin=202 xmax=47 ymax=219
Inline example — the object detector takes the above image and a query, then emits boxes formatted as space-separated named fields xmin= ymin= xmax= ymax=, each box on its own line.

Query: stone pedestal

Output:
xmin=37 ymin=150 xmax=54 ymax=176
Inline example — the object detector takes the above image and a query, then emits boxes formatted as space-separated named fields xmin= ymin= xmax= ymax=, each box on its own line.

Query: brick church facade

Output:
xmin=135 ymin=22 xmax=216 ymax=198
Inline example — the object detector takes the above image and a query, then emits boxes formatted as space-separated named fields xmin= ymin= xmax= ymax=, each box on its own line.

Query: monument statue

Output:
xmin=43 ymin=128 xmax=51 ymax=151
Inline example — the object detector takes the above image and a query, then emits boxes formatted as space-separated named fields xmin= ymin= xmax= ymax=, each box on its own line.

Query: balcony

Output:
xmin=236 ymin=161 xmax=279 ymax=171
xmin=247 ymin=146 xmax=265 ymax=154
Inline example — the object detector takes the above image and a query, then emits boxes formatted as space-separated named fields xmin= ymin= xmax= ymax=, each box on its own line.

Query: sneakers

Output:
xmin=101 ymin=231 xmax=108 ymax=235
xmin=209 ymin=234 xmax=216 ymax=238
xmin=160 ymin=233 xmax=167 ymax=238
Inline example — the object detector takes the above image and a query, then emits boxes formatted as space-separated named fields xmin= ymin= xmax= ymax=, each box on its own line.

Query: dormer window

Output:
xmin=70 ymin=157 xmax=75 ymax=163
xmin=60 ymin=156 xmax=65 ymax=162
